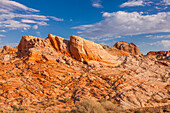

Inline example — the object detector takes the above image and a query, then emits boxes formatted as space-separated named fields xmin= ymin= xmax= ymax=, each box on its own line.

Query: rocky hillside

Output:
xmin=0 ymin=34 xmax=169 ymax=112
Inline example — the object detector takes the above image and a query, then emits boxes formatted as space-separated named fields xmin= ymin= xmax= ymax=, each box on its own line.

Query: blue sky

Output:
xmin=0 ymin=0 xmax=170 ymax=54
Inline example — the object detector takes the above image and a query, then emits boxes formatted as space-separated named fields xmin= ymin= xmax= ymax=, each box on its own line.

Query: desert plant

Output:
xmin=70 ymin=99 xmax=107 ymax=113
xmin=64 ymin=97 xmax=69 ymax=103
xmin=101 ymin=101 xmax=122 ymax=112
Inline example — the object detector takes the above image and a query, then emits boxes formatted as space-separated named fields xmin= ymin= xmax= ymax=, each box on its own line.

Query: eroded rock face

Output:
xmin=70 ymin=35 xmax=121 ymax=65
xmin=47 ymin=34 xmax=70 ymax=56
xmin=18 ymin=36 xmax=50 ymax=56
xmin=18 ymin=35 xmax=71 ymax=63
xmin=114 ymin=41 xmax=141 ymax=55
xmin=147 ymin=51 xmax=170 ymax=60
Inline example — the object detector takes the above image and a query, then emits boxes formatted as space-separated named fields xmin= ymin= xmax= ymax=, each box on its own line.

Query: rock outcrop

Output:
xmin=18 ymin=35 xmax=70 ymax=62
xmin=114 ymin=41 xmax=141 ymax=55
xmin=70 ymin=35 xmax=121 ymax=65
xmin=147 ymin=51 xmax=170 ymax=60
xmin=1 ymin=46 xmax=17 ymax=54
xmin=18 ymin=36 xmax=50 ymax=55
xmin=18 ymin=34 xmax=121 ymax=66
xmin=102 ymin=45 xmax=130 ymax=56
xmin=47 ymin=34 xmax=70 ymax=56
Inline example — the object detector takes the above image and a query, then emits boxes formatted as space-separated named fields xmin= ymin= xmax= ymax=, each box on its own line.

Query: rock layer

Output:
xmin=114 ymin=41 xmax=141 ymax=55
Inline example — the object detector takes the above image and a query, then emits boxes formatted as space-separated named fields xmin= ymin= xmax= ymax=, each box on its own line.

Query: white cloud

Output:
xmin=1 ymin=20 xmax=30 ymax=30
xmin=72 ymin=11 xmax=170 ymax=39
xmin=0 ymin=0 xmax=39 ymax=12
xmin=91 ymin=0 xmax=103 ymax=8
xmin=150 ymin=40 xmax=170 ymax=49
xmin=164 ymin=0 xmax=170 ymax=5
xmin=147 ymin=35 xmax=170 ymax=39
xmin=48 ymin=16 xmax=64 ymax=21
xmin=0 ymin=34 xmax=5 ymax=37
xmin=120 ymin=0 xmax=144 ymax=7
xmin=0 ymin=0 xmax=64 ymax=31
xmin=21 ymin=19 xmax=37 ymax=23
xmin=0 ymin=30 xmax=6 ymax=32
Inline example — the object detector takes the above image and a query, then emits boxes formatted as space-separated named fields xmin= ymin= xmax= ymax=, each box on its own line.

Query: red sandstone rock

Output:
xmin=113 ymin=41 xmax=141 ymax=55
xmin=47 ymin=34 xmax=70 ymax=56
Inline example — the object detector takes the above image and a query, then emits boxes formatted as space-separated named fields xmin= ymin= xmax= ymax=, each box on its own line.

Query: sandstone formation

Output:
xmin=0 ymin=34 xmax=169 ymax=112
xmin=114 ymin=41 xmax=141 ymax=55
xmin=102 ymin=45 xmax=130 ymax=56
xmin=1 ymin=46 xmax=17 ymax=54
xmin=70 ymin=35 xmax=121 ymax=65
xmin=47 ymin=34 xmax=70 ymax=56
xmin=18 ymin=34 xmax=121 ymax=66
xmin=147 ymin=51 xmax=170 ymax=60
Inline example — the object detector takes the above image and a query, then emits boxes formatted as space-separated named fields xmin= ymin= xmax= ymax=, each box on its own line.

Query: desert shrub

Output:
xmin=70 ymin=99 xmax=124 ymax=113
xmin=64 ymin=97 xmax=70 ymax=103
xmin=70 ymin=99 xmax=107 ymax=113
xmin=101 ymin=101 xmax=122 ymax=112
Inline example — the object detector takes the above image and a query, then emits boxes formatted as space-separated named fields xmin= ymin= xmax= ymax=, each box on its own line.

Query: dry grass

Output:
xmin=70 ymin=99 xmax=123 ymax=113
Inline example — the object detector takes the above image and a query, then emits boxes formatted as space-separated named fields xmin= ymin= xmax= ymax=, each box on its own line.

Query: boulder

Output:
xmin=113 ymin=41 xmax=141 ymax=55
xmin=70 ymin=35 xmax=121 ymax=65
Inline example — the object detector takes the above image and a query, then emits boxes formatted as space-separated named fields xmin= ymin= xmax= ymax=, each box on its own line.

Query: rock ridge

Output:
xmin=18 ymin=34 xmax=122 ymax=66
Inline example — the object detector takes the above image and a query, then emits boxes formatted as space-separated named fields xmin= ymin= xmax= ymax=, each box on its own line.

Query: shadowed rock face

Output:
xmin=114 ymin=41 xmax=141 ymax=55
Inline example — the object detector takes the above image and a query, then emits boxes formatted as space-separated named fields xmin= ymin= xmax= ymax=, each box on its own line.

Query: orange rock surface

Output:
xmin=114 ymin=41 xmax=141 ymax=55
xmin=70 ymin=35 xmax=121 ymax=65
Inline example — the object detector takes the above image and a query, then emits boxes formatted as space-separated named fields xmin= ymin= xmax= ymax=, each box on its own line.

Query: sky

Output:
xmin=0 ymin=0 xmax=170 ymax=54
